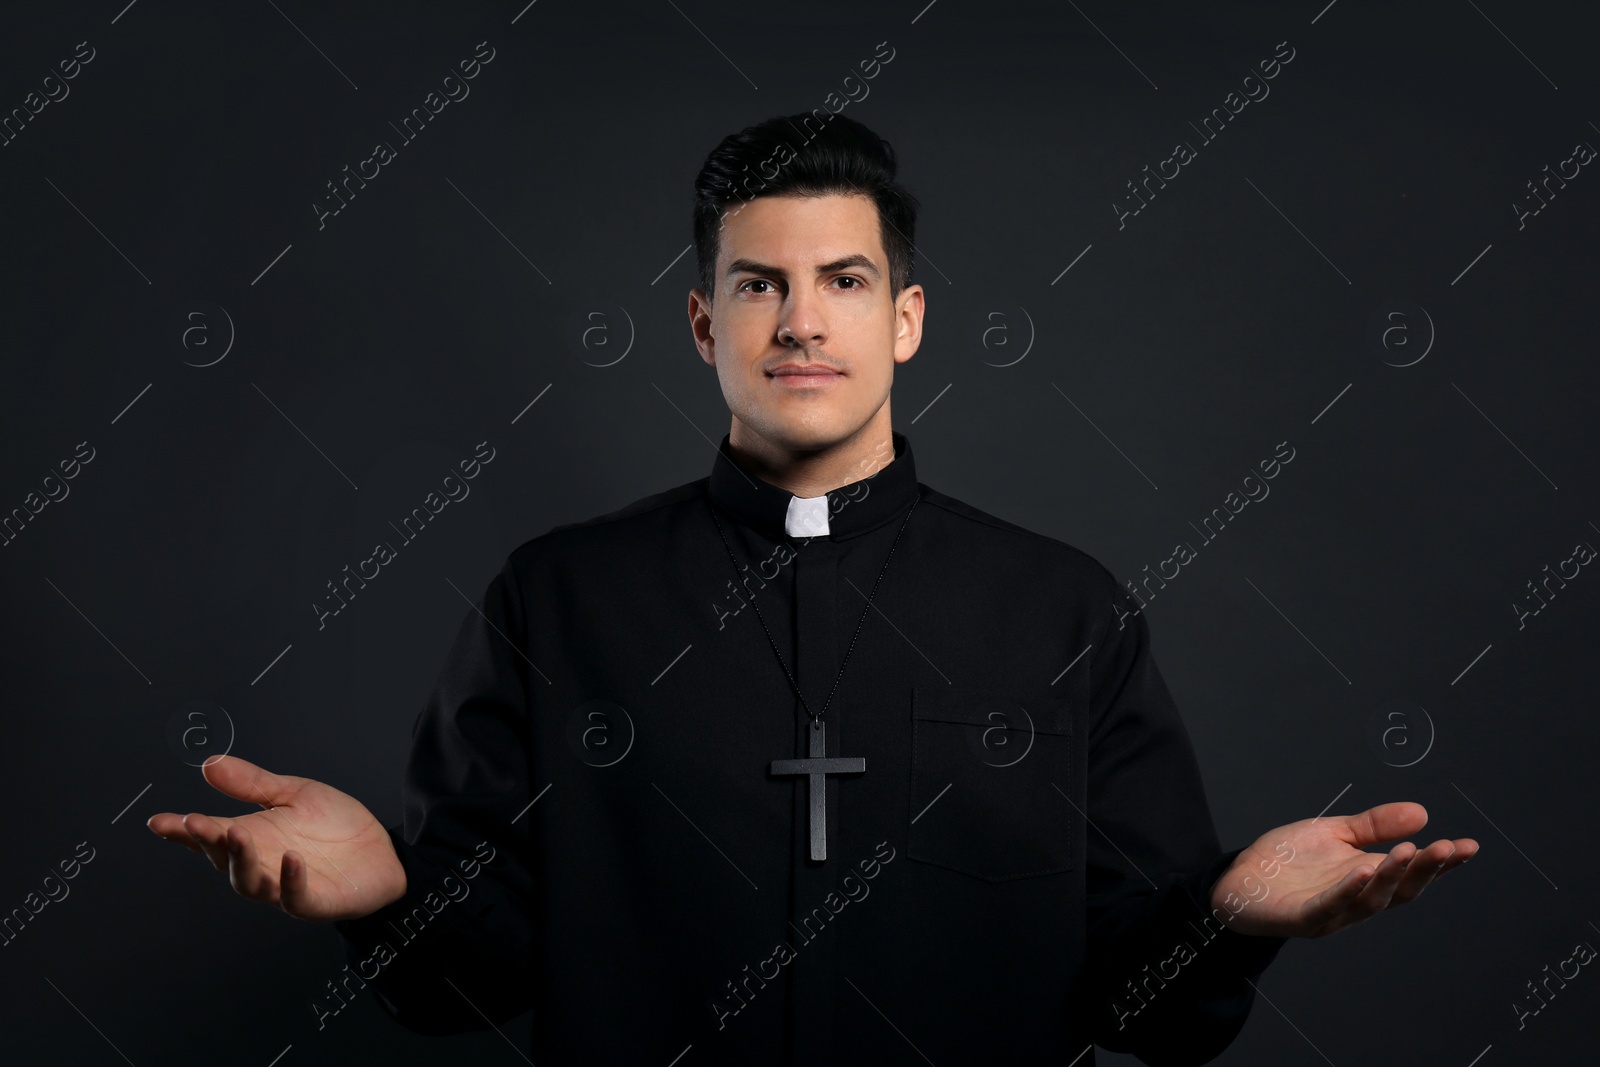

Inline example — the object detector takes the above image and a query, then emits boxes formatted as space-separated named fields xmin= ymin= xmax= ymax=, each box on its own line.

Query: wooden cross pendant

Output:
xmin=770 ymin=718 xmax=865 ymax=861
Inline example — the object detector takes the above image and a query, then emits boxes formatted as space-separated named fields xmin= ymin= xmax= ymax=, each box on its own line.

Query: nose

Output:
xmin=776 ymin=288 xmax=826 ymax=347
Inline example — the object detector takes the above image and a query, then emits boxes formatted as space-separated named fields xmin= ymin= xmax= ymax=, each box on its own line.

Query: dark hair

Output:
xmin=692 ymin=112 xmax=919 ymax=304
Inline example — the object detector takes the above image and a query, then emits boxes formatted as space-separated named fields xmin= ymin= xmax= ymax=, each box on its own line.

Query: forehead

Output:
xmin=718 ymin=192 xmax=884 ymax=267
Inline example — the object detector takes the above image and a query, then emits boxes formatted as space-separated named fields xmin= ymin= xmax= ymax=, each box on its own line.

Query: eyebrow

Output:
xmin=725 ymin=253 xmax=882 ymax=282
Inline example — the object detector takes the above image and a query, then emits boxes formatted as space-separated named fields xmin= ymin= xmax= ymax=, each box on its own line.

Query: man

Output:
xmin=147 ymin=112 xmax=1477 ymax=1064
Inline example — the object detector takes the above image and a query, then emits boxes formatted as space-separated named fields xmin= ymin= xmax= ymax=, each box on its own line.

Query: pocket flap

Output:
xmin=911 ymin=683 xmax=1072 ymax=737
xmin=906 ymin=683 xmax=1076 ymax=881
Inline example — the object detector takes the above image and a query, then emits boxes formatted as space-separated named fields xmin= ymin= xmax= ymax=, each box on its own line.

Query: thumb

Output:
xmin=200 ymin=754 xmax=297 ymax=809
xmin=1340 ymin=800 xmax=1428 ymax=847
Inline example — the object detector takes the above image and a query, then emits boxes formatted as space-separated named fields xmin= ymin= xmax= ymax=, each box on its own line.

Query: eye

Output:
xmin=834 ymin=276 xmax=862 ymax=289
xmin=739 ymin=279 xmax=776 ymax=295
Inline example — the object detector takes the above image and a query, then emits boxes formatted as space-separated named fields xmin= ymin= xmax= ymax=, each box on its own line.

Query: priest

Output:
xmin=147 ymin=112 xmax=1478 ymax=1065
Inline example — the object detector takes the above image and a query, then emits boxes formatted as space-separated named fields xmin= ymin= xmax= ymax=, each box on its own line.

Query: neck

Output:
xmin=727 ymin=416 xmax=895 ymax=499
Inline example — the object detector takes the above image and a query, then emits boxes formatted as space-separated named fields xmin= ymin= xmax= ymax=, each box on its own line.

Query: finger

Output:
xmin=1351 ymin=842 xmax=1418 ymax=914
xmin=199 ymin=753 xmax=300 ymax=810
xmin=278 ymin=850 xmax=325 ymax=923
xmin=1427 ymin=838 xmax=1480 ymax=879
xmin=226 ymin=825 xmax=277 ymax=903
xmin=1308 ymin=847 xmax=1410 ymax=933
xmin=1388 ymin=839 xmax=1455 ymax=905
xmin=1338 ymin=801 xmax=1429 ymax=848
xmin=1447 ymin=837 xmax=1480 ymax=867
xmin=146 ymin=812 xmax=204 ymax=854
xmin=1301 ymin=861 xmax=1380 ymax=935
xmin=182 ymin=812 xmax=234 ymax=873
xmin=1396 ymin=837 xmax=1478 ymax=893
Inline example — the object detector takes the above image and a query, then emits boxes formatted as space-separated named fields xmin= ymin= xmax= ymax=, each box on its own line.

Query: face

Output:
xmin=688 ymin=192 xmax=923 ymax=455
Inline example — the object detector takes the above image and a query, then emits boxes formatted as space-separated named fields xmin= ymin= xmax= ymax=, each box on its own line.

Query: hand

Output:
xmin=147 ymin=754 xmax=406 ymax=924
xmin=1208 ymin=801 xmax=1478 ymax=938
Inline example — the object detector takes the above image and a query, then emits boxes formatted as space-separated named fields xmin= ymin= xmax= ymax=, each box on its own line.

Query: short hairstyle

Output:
xmin=692 ymin=112 xmax=920 ymax=304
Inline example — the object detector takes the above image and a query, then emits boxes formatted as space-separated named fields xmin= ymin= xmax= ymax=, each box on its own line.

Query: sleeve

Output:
xmin=1080 ymin=577 xmax=1288 ymax=1066
xmin=330 ymin=552 xmax=537 ymax=1035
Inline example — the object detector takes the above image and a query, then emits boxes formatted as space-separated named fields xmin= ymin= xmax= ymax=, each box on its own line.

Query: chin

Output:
xmin=746 ymin=414 xmax=859 ymax=453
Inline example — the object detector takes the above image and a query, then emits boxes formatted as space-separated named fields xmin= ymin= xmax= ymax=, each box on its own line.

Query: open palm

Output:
xmin=1211 ymin=801 xmax=1478 ymax=938
xmin=146 ymin=754 xmax=406 ymax=923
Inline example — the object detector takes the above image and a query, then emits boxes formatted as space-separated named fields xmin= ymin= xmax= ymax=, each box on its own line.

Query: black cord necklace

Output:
xmin=706 ymin=487 xmax=920 ymax=860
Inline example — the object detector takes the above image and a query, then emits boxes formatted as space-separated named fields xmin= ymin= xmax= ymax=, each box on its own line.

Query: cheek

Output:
xmin=719 ymin=316 xmax=767 ymax=360
xmin=869 ymin=365 xmax=897 ymax=404
xmin=710 ymin=323 xmax=755 ymax=378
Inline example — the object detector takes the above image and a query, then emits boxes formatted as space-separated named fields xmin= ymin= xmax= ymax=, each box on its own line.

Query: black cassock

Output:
xmin=333 ymin=430 xmax=1288 ymax=1065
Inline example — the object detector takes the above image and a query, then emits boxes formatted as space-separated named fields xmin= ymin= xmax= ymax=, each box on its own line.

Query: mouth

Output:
xmin=768 ymin=366 xmax=845 ymax=388
xmin=768 ymin=363 xmax=846 ymax=381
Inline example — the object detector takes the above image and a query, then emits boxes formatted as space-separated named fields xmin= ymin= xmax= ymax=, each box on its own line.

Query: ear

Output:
xmin=892 ymin=284 xmax=925 ymax=365
xmin=688 ymin=288 xmax=716 ymax=367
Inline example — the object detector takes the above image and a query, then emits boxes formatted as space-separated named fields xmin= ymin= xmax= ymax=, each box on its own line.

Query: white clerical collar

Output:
xmin=785 ymin=493 xmax=831 ymax=537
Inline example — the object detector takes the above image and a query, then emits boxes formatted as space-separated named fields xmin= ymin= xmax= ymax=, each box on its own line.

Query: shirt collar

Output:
xmin=707 ymin=430 xmax=918 ymax=542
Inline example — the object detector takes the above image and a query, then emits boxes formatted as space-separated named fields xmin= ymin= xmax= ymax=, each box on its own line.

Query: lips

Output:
xmin=769 ymin=364 xmax=844 ymax=377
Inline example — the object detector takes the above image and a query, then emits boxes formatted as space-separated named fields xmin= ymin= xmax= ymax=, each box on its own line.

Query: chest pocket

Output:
xmin=906 ymin=683 xmax=1075 ymax=882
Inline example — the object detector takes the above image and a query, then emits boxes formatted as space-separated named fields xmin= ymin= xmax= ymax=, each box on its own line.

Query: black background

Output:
xmin=1 ymin=1 xmax=1595 ymax=1063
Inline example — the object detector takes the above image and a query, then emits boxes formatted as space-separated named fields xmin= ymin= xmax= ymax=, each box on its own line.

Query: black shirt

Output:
xmin=332 ymin=430 xmax=1287 ymax=1065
